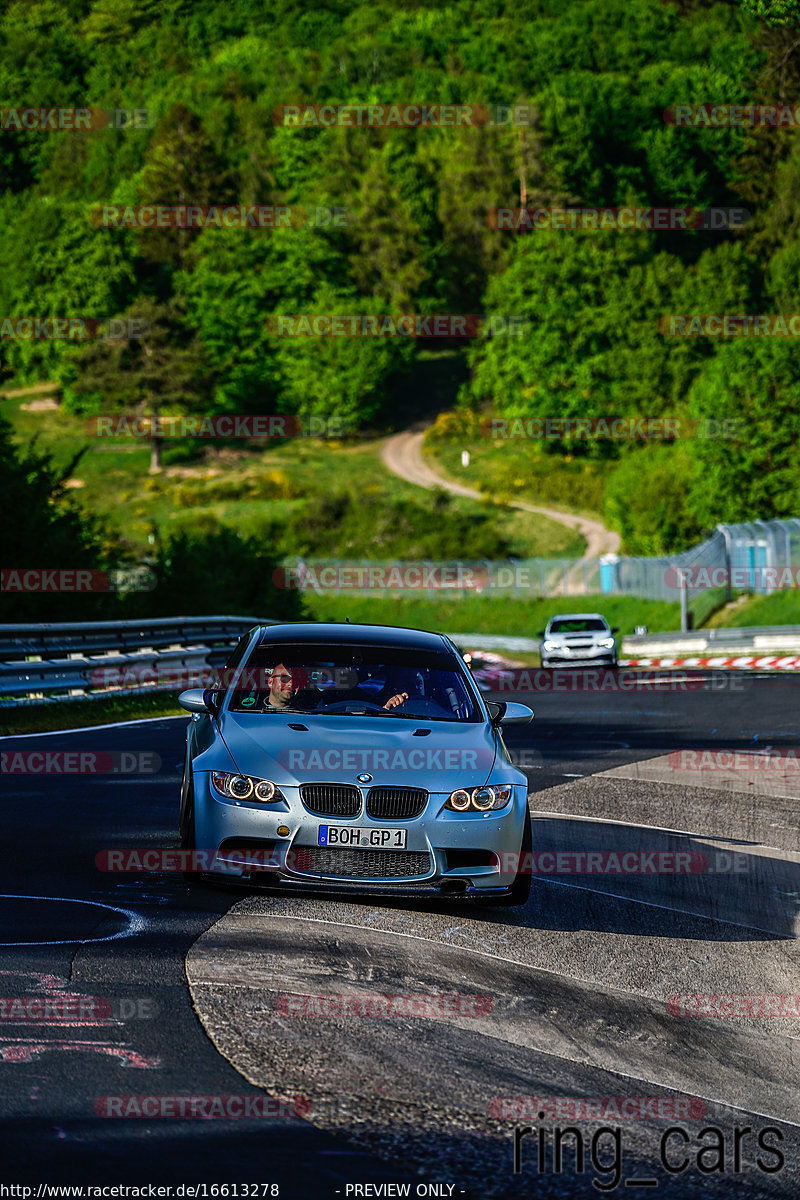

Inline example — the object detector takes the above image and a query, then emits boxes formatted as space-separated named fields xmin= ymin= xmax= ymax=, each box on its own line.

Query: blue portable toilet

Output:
xmin=600 ymin=553 xmax=620 ymax=594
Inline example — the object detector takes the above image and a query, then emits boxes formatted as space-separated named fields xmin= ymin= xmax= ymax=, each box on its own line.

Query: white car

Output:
xmin=538 ymin=612 xmax=619 ymax=668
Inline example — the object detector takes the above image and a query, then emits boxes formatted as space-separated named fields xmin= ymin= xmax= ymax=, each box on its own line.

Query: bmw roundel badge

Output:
xmin=357 ymin=773 xmax=372 ymax=784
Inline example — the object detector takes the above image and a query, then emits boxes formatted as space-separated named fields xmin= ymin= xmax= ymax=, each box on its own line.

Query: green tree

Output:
xmin=0 ymin=411 xmax=122 ymax=621
xmin=688 ymin=337 xmax=800 ymax=524
xmin=62 ymin=295 xmax=217 ymax=473
xmin=740 ymin=0 xmax=800 ymax=24
xmin=604 ymin=442 xmax=704 ymax=554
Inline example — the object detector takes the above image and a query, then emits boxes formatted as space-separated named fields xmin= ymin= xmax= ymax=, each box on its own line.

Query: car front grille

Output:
xmin=288 ymin=846 xmax=432 ymax=879
xmin=366 ymin=787 xmax=428 ymax=819
xmin=300 ymin=783 xmax=362 ymax=817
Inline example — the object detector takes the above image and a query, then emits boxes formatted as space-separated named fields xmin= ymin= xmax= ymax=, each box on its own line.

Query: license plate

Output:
xmin=318 ymin=825 xmax=407 ymax=849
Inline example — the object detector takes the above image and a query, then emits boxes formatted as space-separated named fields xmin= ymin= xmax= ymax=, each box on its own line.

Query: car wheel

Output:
xmin=478 ymin=806 xmax=533 ymax=908
xmin=179 ymin=753 xmax=205 ymax=886
xmin=179 ymin=753 xmax=195 ymax=848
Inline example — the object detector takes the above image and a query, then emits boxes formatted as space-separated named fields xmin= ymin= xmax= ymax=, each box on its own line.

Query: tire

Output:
xmin=179 ymin=753 xmax=206 ymax=886
xmin=479 ymin=806 xmax=533 ymax=908
xmin=179 ymin=752 xmax=195 ymax=848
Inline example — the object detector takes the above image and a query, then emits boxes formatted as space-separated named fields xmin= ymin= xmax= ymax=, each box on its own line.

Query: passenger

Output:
xmin=316 ymin=665 xmax=420 ymax=710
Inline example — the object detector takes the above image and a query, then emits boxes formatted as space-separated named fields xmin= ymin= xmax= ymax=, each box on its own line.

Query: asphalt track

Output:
xmin=1 ymin=669 xmax=799 ymax=1197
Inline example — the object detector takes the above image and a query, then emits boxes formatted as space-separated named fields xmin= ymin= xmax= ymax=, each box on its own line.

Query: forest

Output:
xmin=1 ymin=0 xmax=799 ymax=597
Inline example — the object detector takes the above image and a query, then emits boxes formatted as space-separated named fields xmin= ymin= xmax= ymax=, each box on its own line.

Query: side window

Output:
xmin=220 ymin=630 xmax=255 ymax=689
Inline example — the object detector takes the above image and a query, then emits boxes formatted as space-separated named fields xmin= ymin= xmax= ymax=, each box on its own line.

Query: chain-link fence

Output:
xmin=279 ymin=520 xmax=800 ymax=607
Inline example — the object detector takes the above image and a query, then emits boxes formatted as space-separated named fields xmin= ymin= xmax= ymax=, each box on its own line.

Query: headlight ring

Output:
xmin=211 ymin=772 xmax=282 ymax=802
xmin=445 ymin=784 xmax=513 ymax=812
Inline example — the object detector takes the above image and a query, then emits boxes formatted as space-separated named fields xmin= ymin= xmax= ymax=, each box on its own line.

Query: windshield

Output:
xmin=225 ymin=642 xmax=481 ymax=722
xmin=549 ymin=618 xmax=609 ymax=634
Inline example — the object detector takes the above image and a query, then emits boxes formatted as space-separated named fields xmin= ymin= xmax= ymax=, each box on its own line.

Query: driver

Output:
xmin=263 ymin=663 xmax=317 ymax=711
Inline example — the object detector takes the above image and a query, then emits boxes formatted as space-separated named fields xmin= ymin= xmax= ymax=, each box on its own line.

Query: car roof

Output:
xmin=255 ymin=622 xmax=452 ymax=651
xmin=547 ymin=612 xmax=609 ymax=622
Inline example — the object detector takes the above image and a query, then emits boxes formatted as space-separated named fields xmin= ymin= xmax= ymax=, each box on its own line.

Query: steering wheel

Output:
xmin=315 ymin=700 xmax=388 ymax=714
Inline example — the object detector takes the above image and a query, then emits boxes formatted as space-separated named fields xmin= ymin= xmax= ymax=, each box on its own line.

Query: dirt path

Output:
xmin=381 ymin=425 xmax=621 ymax=560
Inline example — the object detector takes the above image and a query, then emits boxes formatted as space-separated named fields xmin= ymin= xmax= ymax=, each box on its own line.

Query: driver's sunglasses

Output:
xmin=271 ymin=674 xmax=294 ymax=684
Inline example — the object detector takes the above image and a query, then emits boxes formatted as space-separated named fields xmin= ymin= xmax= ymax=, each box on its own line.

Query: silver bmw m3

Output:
xmin=178 ymin=622 xmax=533 ymax=905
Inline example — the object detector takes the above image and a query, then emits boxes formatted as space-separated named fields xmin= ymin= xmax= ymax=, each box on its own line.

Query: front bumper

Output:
xmin=192 ymin=773 xmax=528 ymax=892
xmin=541 ymin=648 xmax=617 ymax=666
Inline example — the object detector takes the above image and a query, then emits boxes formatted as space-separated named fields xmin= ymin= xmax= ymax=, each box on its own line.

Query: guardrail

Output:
xmin=0 ymin=616 xmax=269 ymax=660
xmin=449 ymin=626 xmax=800 ymax=658
xmin=4 ymin=618 xmax=800 ymax=709
xmin=0 ymin=616 xmax=275 ymax=707
xmin=623 ymin=625 xmax=800 ymax=657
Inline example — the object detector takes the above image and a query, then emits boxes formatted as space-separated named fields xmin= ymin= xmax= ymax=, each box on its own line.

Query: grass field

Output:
xmin=704 ymin=591 xmax=800 ymax=627
xmin=0 ymin=389 xmax=584 ymax=561
xmin=424 ymin=411 xmax=612 ymax=519
xmin=302 ymin=592 xmax=684 ymax=637
xmin=0 ymin=691 xmax=185 ymax=737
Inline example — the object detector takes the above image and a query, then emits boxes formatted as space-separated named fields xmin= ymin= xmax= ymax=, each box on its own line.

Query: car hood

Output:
xmin=215 ymin=711 xmax=504 ymax=790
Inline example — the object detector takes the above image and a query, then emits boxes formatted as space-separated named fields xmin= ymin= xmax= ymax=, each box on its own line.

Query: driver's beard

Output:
xmin=269 ymin=690 xmax=292 ymax=708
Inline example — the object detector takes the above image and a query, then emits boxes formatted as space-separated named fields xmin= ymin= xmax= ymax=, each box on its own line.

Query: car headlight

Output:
xmin=211 ymin=772 xmax=283 ymax=802
xmin=445 ymin=784 xmax=513 ymax=812
xmin=597 ymin=637 xmax=616 ymax=649
xmin=542 ymin=640 xmax=562 ymax=652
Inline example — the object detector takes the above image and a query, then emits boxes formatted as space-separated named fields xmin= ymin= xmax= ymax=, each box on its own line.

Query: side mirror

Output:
xmin=487 ymin=701 xmax=534 ymax=727
xmin=179 ymin=688 xmax=211 ymax=714
xmin=537 ymin=630 xmax=546 ymax=639
xmin=500 ymin=702 xmax=534 ymax=726
xmin=611 ymin=627 xmax=620 ymax=635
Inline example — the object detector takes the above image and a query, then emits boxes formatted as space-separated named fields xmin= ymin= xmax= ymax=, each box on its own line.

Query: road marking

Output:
xmin=0 ymin=715 xmax=186 ymax=741
xmin=0 ymin=895 xmax=146 ymax=946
